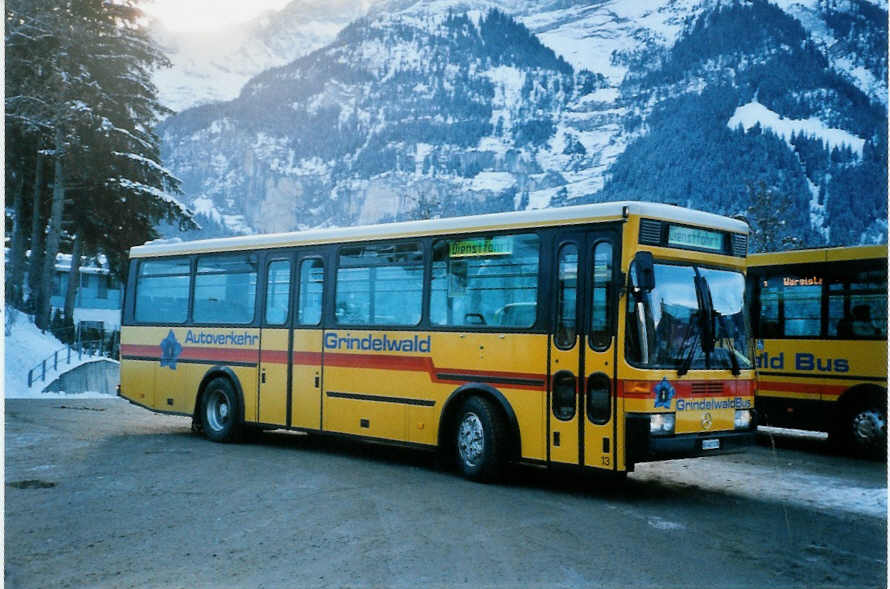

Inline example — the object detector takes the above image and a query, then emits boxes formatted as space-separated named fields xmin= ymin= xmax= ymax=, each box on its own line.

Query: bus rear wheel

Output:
xmin=454 ymin=396 xmax=507 ymax=482
xmin=201 ymin=377 xmax=242 ymax=443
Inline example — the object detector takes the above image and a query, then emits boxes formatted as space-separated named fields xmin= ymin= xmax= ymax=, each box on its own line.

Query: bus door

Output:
xmin=258 ymin=255 xmax=294 ymax=426
xmin=549 ymin=230 xmax=618 ymax=470
xmin=290 ymin=256 xmax=326 ymax=430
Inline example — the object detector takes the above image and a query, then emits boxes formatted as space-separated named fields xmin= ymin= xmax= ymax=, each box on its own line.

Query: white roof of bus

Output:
xmin=130 ymin=201 xmax=748 ymax=258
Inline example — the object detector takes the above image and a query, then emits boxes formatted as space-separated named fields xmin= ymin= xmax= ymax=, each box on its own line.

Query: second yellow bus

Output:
xmin=748 ymin=245 xmax=887 ymax=456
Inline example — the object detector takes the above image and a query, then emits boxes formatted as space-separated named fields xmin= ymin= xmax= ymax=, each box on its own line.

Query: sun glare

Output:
xmin=143 ymin=0 xmax=293 ymax=33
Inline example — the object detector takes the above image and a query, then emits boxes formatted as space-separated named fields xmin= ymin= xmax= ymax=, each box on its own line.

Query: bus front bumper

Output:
xmin=625 ymin=414 xmax=756 ymax=468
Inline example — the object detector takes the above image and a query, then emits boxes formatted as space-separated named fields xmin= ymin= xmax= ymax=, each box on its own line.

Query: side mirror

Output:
xmin=629 ymin=251 xmax=655 ymax=294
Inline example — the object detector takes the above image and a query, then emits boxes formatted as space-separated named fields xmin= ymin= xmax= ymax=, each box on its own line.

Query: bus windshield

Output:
xmin=627 ymin=263 xmax=753 ymax=371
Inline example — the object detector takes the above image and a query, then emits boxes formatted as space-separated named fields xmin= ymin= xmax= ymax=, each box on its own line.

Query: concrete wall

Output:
xmin=43 ymin=359 xmax=120 ymax=395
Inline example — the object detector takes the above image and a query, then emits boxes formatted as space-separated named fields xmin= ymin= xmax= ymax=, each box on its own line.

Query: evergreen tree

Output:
xmin=5 ymin=0 xmax=194 ymax=325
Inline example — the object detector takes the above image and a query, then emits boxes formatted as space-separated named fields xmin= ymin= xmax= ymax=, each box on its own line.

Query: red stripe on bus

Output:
xmin=619 ymin=379 xmax=755 ymax=399
xmin=260 ymin=350 xmax=290 ymax=364
xmin=180 ymin=348 xmax=258 ymax=363
xmin=121 ymin=344 xmax=164 ymax=357
xmin=758 ymin=380 xmax=848 ymax=397
xmin=121 ymin=344 xmax=258 ymax=364
xmin=287 ymin=351 xmax=546 ymax=391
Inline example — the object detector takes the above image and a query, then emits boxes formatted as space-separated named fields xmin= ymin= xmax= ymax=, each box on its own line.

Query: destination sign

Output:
xmin=667 ymin=225 xmax=725 ymax=252
xmin=449 ymin=237 xmax=512 ymax=258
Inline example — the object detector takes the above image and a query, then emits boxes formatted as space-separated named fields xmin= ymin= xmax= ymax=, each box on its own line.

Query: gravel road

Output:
xmin=4 ymin=398 xmax=886 ymax=588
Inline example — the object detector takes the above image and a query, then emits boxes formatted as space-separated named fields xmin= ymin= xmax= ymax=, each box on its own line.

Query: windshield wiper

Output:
xmin=677 ymin=321 xmax=701 ymax=377
xmin=693 ymin=271 xmax=716 ymax=370
xmin=717 ymin=313 xmax=741 ymax=376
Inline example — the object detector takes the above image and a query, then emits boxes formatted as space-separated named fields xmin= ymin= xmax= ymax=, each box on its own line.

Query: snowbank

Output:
xmin=4 ymin=306 xmax=115 ymax=399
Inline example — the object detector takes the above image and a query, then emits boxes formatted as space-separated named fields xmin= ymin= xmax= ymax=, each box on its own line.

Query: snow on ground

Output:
xmin=728 ymin=100 xmax=865 ymax=156
xmin=4 ymin=307 xmax=114 ymax=399
xmin=635 ymin=428 xmax=886 ymax=520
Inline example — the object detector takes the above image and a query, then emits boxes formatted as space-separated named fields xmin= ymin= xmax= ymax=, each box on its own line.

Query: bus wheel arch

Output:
xmin=834 ymin=384 xmax=887 ymax=457
xmin=438 ymin=384 xmax=520 ymax=478
xmin=194 ymin=367 xmax=246 ymax=443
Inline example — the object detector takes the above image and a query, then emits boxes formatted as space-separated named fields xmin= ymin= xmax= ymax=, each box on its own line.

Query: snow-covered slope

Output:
xmin=156 ymin=0 xmax=887 ymax=247
xmin=152 ymin=0 xmax=378 ymax=112
xmin=4 ymin=307 xmax=114 ymax=398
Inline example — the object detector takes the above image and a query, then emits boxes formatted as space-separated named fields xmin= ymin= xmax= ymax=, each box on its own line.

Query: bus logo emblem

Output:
xmin=654 ymin=378 xmax=675 ymax=409
xmin=702 ymin=412 xmax=713 ymax=430
xmin=159 ymin=330 xmax=182 ymax=370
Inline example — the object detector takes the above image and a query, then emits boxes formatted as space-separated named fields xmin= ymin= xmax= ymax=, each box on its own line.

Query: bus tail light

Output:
xmin=650 ymin=413 xmax=675 ymax=436
xmin=734 ymin=409 xmax=753 ymax=429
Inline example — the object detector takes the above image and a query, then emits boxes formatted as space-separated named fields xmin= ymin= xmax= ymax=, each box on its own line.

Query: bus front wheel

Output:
xmin=454 ymin=396 xmax=507 ymax=482
xmin=201 ymin=377 xmax=242 ymax=443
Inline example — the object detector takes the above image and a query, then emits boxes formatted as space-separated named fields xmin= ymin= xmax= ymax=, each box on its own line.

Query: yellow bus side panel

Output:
xmin=756 ymin=339 xmax=887 ymax=402
xmin=291 ymin=330 xmax=323 ymax=430
xmin=319 ymin=331 xmax=548 ymax=460
xmin=120 ymin=326 xmax=259 ymax=418
xmin=120 ymin=358 xmax=156 ymax=408
xmin=258 ymin=328 xmax=289 ymax=425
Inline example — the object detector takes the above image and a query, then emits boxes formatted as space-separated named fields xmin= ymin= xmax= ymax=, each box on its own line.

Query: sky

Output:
xmin=143 ymin=0 xmax=293 ymax=32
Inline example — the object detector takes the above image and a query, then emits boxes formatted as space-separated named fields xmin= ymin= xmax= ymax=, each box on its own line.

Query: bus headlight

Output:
xmin=650 ymin=413 xmax=675 ymax=436
xmin=734 ymin=409 xmax=753 ymax=429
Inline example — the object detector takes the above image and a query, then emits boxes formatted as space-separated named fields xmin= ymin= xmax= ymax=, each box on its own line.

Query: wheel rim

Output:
xmin=457 ymin=412 xmax=485 ymax=467
xmin=852 ymin=409 xmax=885 ymax=447
xmin=205 ymin=389 xmax=230 ymax=433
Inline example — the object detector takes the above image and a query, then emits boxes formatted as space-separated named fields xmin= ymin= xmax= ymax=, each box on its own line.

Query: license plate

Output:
xmin=702 ymin=439 xmax=720 ymax=450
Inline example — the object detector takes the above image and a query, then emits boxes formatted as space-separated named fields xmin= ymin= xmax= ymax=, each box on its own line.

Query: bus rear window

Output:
xmin=134 ymin=258 xmax=191 ymax=324
xmin=430 ymin=233 xmax=539 ymax=328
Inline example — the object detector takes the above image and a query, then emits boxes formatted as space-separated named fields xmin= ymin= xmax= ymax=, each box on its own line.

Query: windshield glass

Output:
xmin=626 ymin=263 xmax=753 ymax=371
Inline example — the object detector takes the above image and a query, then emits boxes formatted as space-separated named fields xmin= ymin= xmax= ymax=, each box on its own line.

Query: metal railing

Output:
xmin=26 ymin=338 xmax=113 ymax=388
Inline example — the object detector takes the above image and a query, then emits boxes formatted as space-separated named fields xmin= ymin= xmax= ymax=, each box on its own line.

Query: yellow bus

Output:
xmin=748 ymin=245 xmax=888 ymax=456
xmin=119 ymin=202 xmax=756 ymax=481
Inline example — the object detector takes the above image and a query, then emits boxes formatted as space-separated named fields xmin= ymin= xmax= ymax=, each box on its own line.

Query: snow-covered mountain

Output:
xmin=158 ymin=0 xmax=887 ymax=246
xmin=151 ymin=0 xmax=378 ymax=112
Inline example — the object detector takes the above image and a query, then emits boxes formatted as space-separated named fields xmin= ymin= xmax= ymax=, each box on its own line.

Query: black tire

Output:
xmin=454 ymin=396 xmax=508 ymax=482
xmin=200 ymin=377 xmax=243 ymax=443
xmin=844 ymin=395 xmax=887 ymax=459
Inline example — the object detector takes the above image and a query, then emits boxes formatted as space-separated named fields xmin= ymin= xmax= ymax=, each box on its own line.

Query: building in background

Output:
xmin=48 ymin=254 xmax=123 ymax=338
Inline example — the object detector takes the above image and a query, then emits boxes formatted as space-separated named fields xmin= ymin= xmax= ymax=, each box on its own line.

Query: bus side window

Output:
xmin=265 ymin=260 xmax=291 ymax=325
xmin=590 ymin=241 xmax=613 ymax=350
xmin=297 ymin=259 xmax=324 ymax=326
xmin=134 ymin=258 xmax=191 ymax=324
xmin=782 ymin=278 xmax=821 ymax=337
xmin=554 ymin=243 xmax=578 ymax=349
xmin=193 ymin=254 xmax=258 ymax=324
xmin=757 ymin=277 xmax=781 ymax=338
xmin=430 ymin=233 xmax=539 ymax=328
xmin=334 ymin=243 xmax=423 ymax=326
xmin=828 ymin=265 xmax=888 ymax=339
